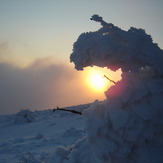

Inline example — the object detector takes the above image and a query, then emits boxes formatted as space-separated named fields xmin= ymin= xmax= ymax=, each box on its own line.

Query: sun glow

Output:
xmin=85 ymin=67 xmax=110 ymax=92
xmin=90 ymin=74 xmax=106 ymax=90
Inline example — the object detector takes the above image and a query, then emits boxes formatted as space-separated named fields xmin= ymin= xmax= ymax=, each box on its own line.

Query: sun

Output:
xmin=85 ymin=68 xmax=109 ymax=92
xmin=82 ymin=66 xmax=121 ymax=94
xmin=90 ymin=74 xmax=105 ymax=89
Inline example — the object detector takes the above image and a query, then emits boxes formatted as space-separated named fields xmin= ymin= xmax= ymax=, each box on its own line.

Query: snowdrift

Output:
xmin=62 ymin=15 xmax=163 ymax=163
xmin=14 ymin=109 xmax=36 ymax=124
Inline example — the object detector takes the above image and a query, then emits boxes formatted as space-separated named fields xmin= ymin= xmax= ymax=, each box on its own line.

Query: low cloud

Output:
xmin=0 ymin=58 xmax=95 ymax=115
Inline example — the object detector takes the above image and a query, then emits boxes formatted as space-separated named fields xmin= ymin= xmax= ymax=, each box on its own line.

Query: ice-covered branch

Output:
xmin=53 ymin=106 xmax=82 ymax=115
xmin=104 ymin=75 xmax=116 ymax=84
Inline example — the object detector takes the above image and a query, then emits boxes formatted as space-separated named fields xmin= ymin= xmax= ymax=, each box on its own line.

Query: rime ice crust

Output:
xmin=66 ymin=15 xmax=163 ymax=162
xmin=70 ymin=15 xmax=163 ymax=75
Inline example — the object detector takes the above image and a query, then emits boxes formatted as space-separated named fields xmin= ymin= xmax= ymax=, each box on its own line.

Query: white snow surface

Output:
xmin=0 ymin=104 xmax=89 ymax=163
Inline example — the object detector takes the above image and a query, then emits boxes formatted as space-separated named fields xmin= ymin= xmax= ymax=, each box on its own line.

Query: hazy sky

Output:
xmin=0 ymin=0 xmax=163 ymax=114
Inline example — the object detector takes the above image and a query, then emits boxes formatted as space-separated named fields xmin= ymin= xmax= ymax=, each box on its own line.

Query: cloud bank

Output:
xmin=0 ymin=58 xmax=96 ymax=115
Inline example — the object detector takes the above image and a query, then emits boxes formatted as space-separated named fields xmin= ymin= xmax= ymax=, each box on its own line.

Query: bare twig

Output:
xmin=104 ymin=75 xmax=116 ymax=84
xmin=53 ymin=106 xmax=82 ymax=115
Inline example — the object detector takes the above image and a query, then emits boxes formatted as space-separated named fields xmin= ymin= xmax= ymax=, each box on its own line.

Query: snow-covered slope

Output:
xmin=0 ymin=104 xmax=90 ymax=163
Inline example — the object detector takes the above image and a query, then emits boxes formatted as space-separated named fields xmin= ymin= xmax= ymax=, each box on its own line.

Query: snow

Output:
xmin=14 ymin=109 xmax=36 ymax=124
xmin=1 ymin=15 xmax=163 ymax=163
xmin=0 ymin=104 xmax=89 ymax=163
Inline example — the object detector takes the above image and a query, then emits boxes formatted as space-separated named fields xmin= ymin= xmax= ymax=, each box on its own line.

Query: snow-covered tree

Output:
xmin=55 ymin=15 xmax=163 ymax=163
